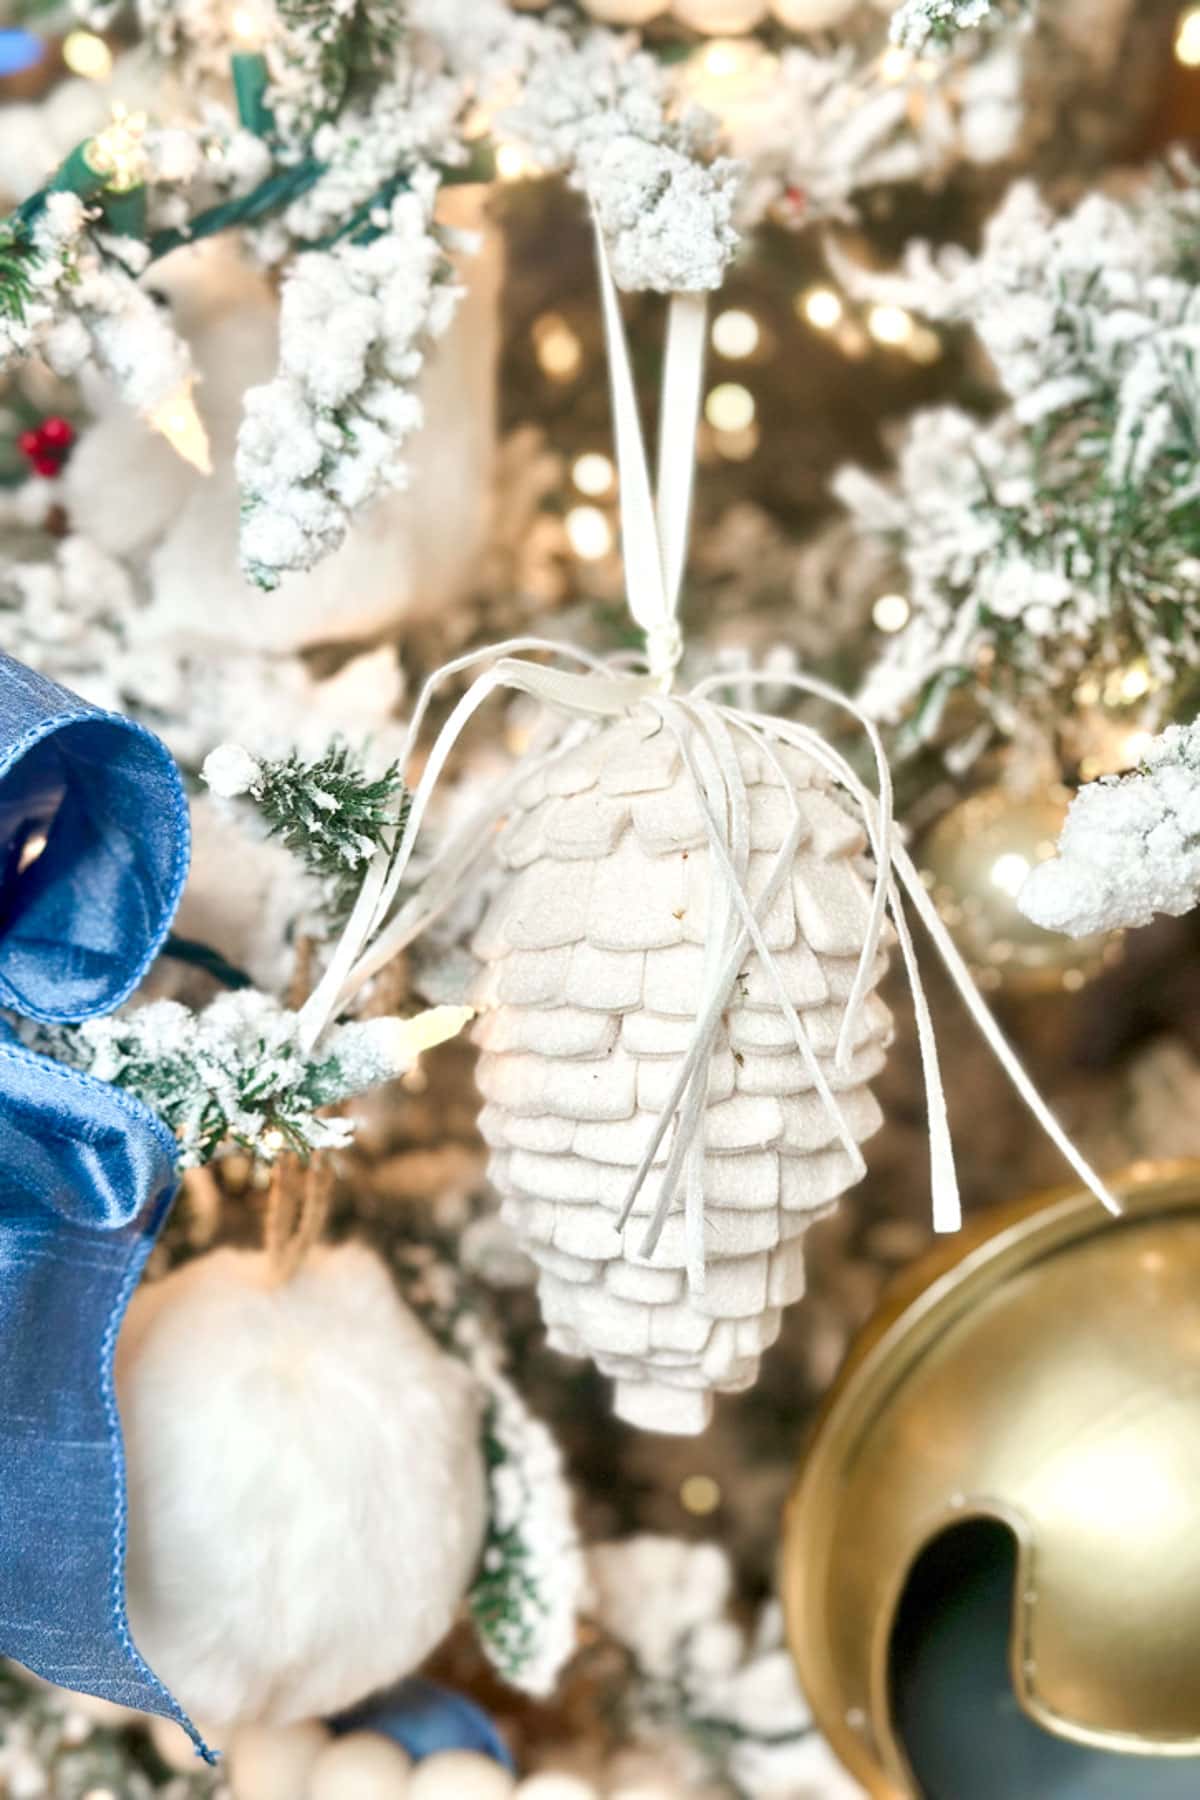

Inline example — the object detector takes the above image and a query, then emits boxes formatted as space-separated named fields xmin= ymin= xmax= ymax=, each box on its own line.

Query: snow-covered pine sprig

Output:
xmin=464 ymin=1338 xmax=584 ymax=1698
xmin=271 ymin=0 xmax=403 ymax=141
xmin=235 ymin=174 xmax=462 ymax=590
xmin=890 ymin=0 xmax=1029 ymax=52
xmin=203 ymin=738 xmax=409 ymax=923
xmin=1020 ymin=721 xmax=1200 ymax=938
xmin=19 ymin=991 xmax=472 ymax=1167
xmin=842 ymin=166 xmax=1200 ymax=749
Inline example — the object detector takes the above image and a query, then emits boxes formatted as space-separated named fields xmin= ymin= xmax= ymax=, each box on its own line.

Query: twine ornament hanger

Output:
xmin=297 ymin=214 xmax=1119 ymax=1263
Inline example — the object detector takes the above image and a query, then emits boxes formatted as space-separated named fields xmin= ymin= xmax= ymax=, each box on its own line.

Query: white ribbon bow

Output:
xmin=298 ymin=214 xmax=1119 ymax=1281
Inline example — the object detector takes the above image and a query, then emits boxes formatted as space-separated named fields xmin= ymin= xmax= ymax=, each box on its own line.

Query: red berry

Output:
xmin=31 ymin=451 xmax=61 ymax=478
xmin=17 ymin=428 xmax=42 ymax=457
xmin=39 ymin=416 xmax=74 ymax=449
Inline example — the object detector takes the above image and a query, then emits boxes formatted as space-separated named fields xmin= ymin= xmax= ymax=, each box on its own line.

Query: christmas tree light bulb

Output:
xmin=231 ymin=3 xmax=266 ymax=47
xmin=88 ymin=109 xmax=148 ymax=191
xmin=62 ymin=30 xmax=113 ymax=82
xmin=147 ymin=380 xmax=213 ymax=473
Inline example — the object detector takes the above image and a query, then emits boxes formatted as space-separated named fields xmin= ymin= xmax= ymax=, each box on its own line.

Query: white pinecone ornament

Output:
xmin=471 ymin=704 xmax=891 ymax=1433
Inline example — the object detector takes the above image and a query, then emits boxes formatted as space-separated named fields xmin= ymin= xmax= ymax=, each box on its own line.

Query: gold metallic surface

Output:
xmin=918 ymin=787 xmax=1121 ymax=994
xmin=782 ymin=1162 xmax=1200 ymax=1797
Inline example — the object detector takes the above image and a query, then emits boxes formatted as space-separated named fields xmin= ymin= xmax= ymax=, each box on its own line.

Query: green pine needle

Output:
xmin=252 ymin=742 xmax=411 ymax=923
xmin=0 ymin=222 xmax=38 ymax=326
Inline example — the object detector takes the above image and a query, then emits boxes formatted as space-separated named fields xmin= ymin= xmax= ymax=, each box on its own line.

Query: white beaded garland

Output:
xmin=771 ymin=0 xmax=858 ymax=26
xmin=227 ymin=1721 xmax=331 ymax=1800
xmin=517 ymin=1776 xmax=601 ymax=1799
xmin=582 ymin=0 xmax=667 ymax=18
xmin=671 ymin=0 xmax=769 ymax=29
xmin=307 ymin=1732 xmax=414 ymax=1800
xmin=406 ymin=1752 xmax=518 ymax=1799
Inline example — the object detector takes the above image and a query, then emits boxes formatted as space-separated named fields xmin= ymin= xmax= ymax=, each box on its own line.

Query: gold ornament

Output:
xmin=918 ymin=785 xmax=1120 ymax=995
xmin=782 ymin=1160 xmax=1200 ymax=1797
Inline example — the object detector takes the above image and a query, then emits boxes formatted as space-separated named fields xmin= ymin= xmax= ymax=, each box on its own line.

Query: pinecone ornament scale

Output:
xmin=471 ymin=705 xmax=891 ymax=1433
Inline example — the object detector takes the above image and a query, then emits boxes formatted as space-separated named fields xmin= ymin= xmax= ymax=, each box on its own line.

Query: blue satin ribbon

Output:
xmin=333 ymin=1676 xmax=516 ymax=1770
xmin=0 ymin=655 xmax=208 ymax=1754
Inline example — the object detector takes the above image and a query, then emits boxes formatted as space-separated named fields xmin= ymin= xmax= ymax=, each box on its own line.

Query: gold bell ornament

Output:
xmin=293 ymin=206 xmax=1118 ymax=1437
xmin=783 ymin=1159 xmax=1200 ymax=1798
xmin=918 ymin=784 xmax=1120 ymax=996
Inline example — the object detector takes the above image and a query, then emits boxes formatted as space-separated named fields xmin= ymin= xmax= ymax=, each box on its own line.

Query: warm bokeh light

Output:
xmin=711 ymin=307 xmax=760 ymax=359
xmin=572 ymin=452 xmax=615 ymax=497
xmin=705 ymin=382 xmax=756 ymax=432
xmin=533 ymin=313 xmax=583 ymax=381
xmin=799 ymin=285 xmax=843 ymax=331
xmin=1176 ymin=5 xmax=1200 ymax=64
xmin=62 ymin=30 xmax=113 ymax=81
xmin=873 ymin=592 xmax=911 ymax=633
xmin=566 ymin=505 xmax=614 ymax=560
xmin=680 ymin=1473 xmax=723 ymax=1515
xmin=867 ymin=302 xmax=916 ymax=348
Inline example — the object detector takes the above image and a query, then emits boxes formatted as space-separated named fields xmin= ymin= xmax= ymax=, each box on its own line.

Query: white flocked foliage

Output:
xmin=116 ymin=1243 xmax=488 ymax=1726
xmin=1020 ymin=722 xmax=1200 ymax=938
xmin=471 ymin=709 xmax=890 ymax=1435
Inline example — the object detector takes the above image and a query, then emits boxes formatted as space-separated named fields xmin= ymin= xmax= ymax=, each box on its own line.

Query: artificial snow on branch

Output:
xmin=235 ymin=177 xmax=463 ymax=589
xmin=502 ymin=26 xmax=738 ymax=293
xmin=203 ymin=738 xmax=409 ymax=922
xmin=842 ymin=163 xmax=1200 ymax=748
xmin=588 ymin=1536 xmax=860 ymax=1795
xmin=1020 ymin=722 xmax=1200 ymax=938
xmin=890 ymin=0 xmax=1029 ymax=52
xmin=465 ymin=1342 xmax=584 ymax=1698
xmin=20 ymin=992 xmax=472 ymax=1167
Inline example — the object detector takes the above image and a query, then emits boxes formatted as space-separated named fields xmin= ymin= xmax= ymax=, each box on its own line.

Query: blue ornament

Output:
xmin=0 ymin=29 xmax=45 ymax=78
xmin=333 ymin=1677 xmax=516 ymax=1771
xmin=0 ymin=656 xmax=211 ymax=1756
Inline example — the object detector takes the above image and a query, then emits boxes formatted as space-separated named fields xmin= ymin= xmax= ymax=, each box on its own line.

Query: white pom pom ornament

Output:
xmin=116 ymin=1243 xmax=487 ymax=1725
xmin=471 ymin=710 xmax=891 ymax=1434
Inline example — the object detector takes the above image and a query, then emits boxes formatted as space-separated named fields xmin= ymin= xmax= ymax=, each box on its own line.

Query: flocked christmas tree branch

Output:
xmin=203 ymin=739 xmax=411 ymax=924
xmin=890 ymin=0 xmax=1031 ymax=52
xmin=1020 ymin=719 xmax=1200 ymax=938
xmin=19 ymin=993 xmax=473 ymax=1167
xmin=843 ymin=159 xmax=1200 ymax=753
xmin=0 ymin=1 xmax=738 ymax=591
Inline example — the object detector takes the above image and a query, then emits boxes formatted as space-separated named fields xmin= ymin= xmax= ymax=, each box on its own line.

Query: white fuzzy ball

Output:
xmin=407 ymin=1753 xmax=517 ymax=1799
xmin=116 ymin=1244 xmax=488 ymax=1726
xmin=308 ymin=1732 xmax=413 ymax=1799
xmin=228 ymin=1721 xmax=330 ymax=1799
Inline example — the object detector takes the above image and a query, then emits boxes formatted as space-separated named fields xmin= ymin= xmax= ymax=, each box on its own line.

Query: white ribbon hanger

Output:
xmin=297 ymin=207 xmax=1119 ymax=1280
